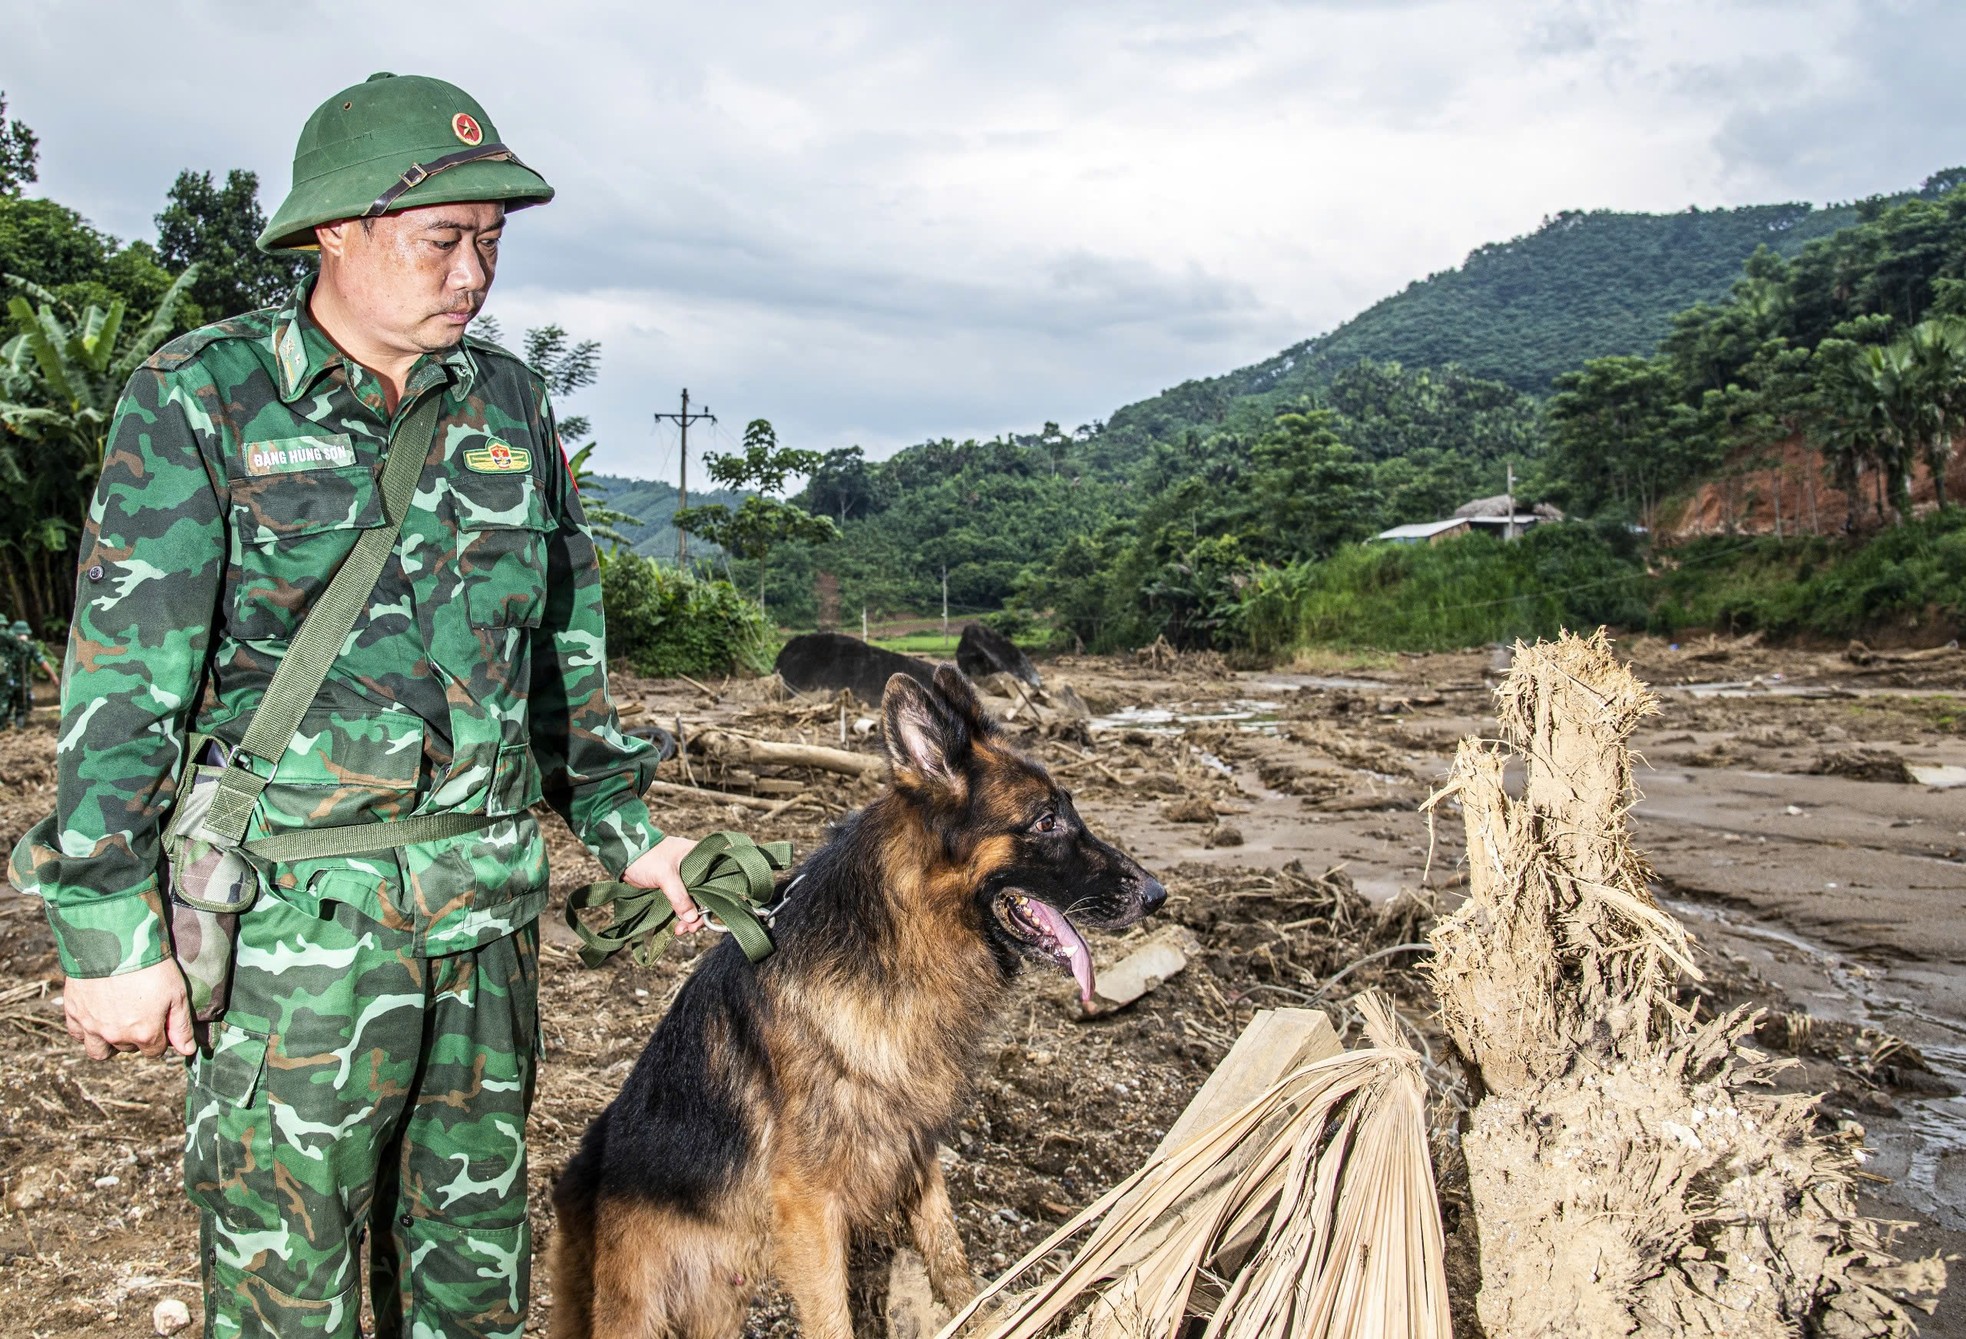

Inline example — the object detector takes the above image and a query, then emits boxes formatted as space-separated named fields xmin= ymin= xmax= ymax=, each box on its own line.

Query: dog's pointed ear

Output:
xmin=882 ymin=672 xmax=970 ymax=792
xmin=933 ymin=665 xmax=997 ymax=739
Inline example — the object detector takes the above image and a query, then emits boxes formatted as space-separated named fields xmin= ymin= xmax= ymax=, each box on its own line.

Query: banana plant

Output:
xmin=0 ymin=264 xmax=197 ymax=629
xmin=563 ymin=440 xmax=640 ymax=552
xmin=0 ymin=264 xmax=199 ymax=460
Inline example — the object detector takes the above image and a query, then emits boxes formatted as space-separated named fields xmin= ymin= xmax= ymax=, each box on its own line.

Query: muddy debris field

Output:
xmin=1 ymin=634 xmax=1963 ymax=1336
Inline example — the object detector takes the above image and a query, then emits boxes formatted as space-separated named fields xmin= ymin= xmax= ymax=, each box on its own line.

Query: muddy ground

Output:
xmin=1 ymin=633 xmax=1962 ymax=1336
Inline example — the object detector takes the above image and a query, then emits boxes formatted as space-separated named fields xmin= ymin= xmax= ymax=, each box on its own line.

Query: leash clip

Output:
xmin=755 ymin=872 xmax=804 ymax=927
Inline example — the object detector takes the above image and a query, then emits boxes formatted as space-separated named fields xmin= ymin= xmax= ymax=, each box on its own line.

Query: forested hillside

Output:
xmin=586 ymin=475 xmax=745 ymax=560
xmin=1100 ymin=170 xmax=1966 ymax=453
xmin=4 ymin=73 xmax=1960 ymax=656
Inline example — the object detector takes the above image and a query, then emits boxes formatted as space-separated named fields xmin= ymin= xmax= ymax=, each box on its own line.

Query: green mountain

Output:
xmin=1101 ymin=169 xmax=1966 ymax=450
xmin=586 ymin=474 xmax=746 ymax=559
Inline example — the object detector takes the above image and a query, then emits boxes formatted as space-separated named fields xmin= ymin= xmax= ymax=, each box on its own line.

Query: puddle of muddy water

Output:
xmin=1668 ymin=896 xmax=1966 ymax=1230
xmin=1089 ymin=699 xmax=1284 ymax=736
xmin=1253 ymin=675 xmax=1390 ymax=693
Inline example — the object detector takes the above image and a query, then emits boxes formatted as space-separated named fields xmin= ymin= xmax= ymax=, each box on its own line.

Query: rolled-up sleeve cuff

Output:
xmin=586 ymin=799 xmax=665 ymax=880
xmin=43 ymin=883 xmax=172 ymax=979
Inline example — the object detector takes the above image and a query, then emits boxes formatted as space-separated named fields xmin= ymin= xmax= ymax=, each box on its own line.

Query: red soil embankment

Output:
xmin=1661 ymin=437 xmax=1963 ymax=540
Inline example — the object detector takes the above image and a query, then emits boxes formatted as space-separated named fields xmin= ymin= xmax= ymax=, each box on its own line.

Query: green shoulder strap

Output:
xmin=563 ymin=831 xmax=794 ymax=968
xmin=203 ymin=393 xmax=464 ymax=851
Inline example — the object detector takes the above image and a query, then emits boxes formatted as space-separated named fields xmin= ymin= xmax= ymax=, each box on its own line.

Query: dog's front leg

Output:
xmin=771 ymin=1180 xmax=854 ymax=1339
xmin=910 ymin=1159 xmax=982 ymax=1307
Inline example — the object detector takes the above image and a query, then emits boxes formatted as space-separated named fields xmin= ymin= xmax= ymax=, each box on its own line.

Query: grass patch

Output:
xmin=871 ymin=631 xmax=962 ymax=655
xmin=1281 ymin=647 xmax=1399 ymax=674
xmin=1230 ymin=524 xmax=1648 ymax=655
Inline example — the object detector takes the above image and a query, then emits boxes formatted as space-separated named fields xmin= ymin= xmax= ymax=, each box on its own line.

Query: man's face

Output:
xmin=313 ymin=201 xmax=504 ymax=355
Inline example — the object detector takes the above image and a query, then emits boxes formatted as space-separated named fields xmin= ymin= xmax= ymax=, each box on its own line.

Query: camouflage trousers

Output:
xmin=184 ymin=890 xmax=540 ymax=1339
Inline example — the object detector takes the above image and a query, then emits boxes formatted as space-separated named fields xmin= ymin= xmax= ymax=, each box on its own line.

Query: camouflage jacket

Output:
xmin=28 ymin=277 xmax=663 ymax=977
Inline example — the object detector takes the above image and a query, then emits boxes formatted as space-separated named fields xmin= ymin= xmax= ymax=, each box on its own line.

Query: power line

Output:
xmin=652 ymin=389 xmax=716 ymax=565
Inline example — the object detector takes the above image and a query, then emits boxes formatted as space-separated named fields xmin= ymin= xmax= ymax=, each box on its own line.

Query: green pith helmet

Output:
xmin=9 ymin=621 xmax=29 ymax=637
xmin=258 ymin=72 xmax=554 ymax=255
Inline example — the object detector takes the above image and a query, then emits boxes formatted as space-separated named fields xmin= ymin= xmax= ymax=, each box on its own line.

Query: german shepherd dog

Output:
xmin=549 ymin=667 xmax=1165 ymax=1338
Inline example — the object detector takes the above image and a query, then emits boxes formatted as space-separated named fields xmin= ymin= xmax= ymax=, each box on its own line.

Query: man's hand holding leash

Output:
xmin=624 ymin=832 xmax=705 ymax=936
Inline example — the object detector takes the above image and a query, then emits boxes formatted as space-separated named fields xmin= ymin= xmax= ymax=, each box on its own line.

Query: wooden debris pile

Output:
xmin=1425 ymin=630 xmax=1945 ymax=1337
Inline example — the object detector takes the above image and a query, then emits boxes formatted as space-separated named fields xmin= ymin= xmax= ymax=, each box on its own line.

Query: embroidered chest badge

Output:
xmin=463 ymin=439 xmax=532 ymax=474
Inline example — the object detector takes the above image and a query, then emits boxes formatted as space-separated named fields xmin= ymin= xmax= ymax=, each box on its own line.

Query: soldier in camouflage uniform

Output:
xmin=0 ymin=613 xmax=16 ymax=730
xmin=8 ymin=619 xmax=54 ymax=727
xmin=14 ymin=73 xmax=707 ymax=1338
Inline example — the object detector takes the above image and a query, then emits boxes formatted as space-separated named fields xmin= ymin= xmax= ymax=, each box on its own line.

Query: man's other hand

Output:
xmin=64 ymin=961 xmax=195 ymax=1060
xmin=622 ymin=834 xmax=704 ymax=935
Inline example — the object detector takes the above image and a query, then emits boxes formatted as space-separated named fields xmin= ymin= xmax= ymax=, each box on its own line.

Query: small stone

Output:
xmin=93 ymin=1175 xmax=120 ymax=1189
xmin=153 ymin=1298 xmax=192 ymax=1335
xmin=1160 ymin=795 xmax=1215 ymax=824
xmin=6 ymin=1165 xmax=53 ymax=1211
xmin=1204 ymin=823 xmax=1244 ymax=848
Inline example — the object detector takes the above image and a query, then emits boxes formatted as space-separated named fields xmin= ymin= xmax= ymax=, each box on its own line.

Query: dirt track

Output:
xmin=1 ymin=635 xmax=1962 ymax=1336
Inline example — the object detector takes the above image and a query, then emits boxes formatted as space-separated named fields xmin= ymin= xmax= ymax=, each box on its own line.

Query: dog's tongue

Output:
xmin=1024 ymin=900 xmax=1096 ymax=1007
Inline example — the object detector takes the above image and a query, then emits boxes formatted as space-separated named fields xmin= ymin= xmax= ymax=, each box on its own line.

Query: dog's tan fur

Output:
xmin=549 ymin=670 xmax=1160 ymax=1338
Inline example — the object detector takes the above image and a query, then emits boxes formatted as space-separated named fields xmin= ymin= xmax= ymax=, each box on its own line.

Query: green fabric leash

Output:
xmin=564 ymin=831 xmax=794 ymax=969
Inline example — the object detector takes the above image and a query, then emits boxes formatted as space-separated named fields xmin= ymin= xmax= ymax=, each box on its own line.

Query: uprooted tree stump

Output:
xmin=1426 ymin=629 xmax=1943 ymax=1338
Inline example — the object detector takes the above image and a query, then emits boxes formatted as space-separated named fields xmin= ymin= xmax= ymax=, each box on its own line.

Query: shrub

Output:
xmin=1224 ymin=524 xmax=1649 ymax=656
xmin=600 ymin=551 xmax=772 ymax=678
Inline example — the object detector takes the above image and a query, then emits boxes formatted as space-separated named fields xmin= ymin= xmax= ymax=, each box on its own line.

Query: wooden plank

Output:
xmin=1155 ymin=1008 xmax=1341 ymax=1158
xmin=1087 ymin=927 xmax=1198 ymax=1014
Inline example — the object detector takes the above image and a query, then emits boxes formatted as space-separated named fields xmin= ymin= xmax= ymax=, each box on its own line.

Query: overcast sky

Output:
xmin=7 ymin=0 xmax=1963 ymax=480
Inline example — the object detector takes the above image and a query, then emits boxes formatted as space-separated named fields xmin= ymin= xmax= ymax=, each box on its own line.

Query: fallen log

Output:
xmin=653 ymin=718 xmax=886 ymax=778
xmin=646 ymin=779 xmax=785 ymax=812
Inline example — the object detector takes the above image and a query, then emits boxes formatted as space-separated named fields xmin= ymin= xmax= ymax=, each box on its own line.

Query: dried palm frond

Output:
xmin=938 ymin=991 xmax=1449 ymax=1339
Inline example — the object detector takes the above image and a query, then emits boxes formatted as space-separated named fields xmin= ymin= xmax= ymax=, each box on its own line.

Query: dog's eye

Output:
xmin=1031 ymin=811 xmax=1058 ymax=834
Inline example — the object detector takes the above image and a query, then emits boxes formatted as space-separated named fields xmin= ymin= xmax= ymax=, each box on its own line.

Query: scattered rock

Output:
xmin=1161 ymin=796 xmax=1215 ymax=824
xmin=1204 ymin=823 xmax=1244 ymax=848
xmin=1809 ymin=748 xmax=1916 ymax=784
xmin=6 ymin=1164 xmax=54 ymax=1211
xmin=152 ymin=1298 xmax=191 ymax=1336
xmin=882 ymin=1250 xmax=948 ymax=1339
xmin=1086 ymin=926 xmax=1200 ymax=1014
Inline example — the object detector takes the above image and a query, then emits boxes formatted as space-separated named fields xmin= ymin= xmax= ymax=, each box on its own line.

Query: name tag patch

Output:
xmin=243 ymin=435 xmax=358 ymax=476
xmin=464 ymin=439 xmax=532 ymax=474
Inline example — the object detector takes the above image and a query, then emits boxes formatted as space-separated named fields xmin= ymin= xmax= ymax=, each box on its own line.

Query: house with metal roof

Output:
xmin=1372 ymin=518 xmax=1473 ymax=545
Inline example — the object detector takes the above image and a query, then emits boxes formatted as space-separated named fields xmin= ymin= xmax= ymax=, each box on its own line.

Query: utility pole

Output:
xmin=941 ymin=565 xmax=950 ymax=648
xmin=1504 ymin=460 xmax=1516 ymax=543
xmin=653 ymin=389 xmax=716 ymax=565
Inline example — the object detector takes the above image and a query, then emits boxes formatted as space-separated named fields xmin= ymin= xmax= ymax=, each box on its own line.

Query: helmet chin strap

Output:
xmin=363 ymin=143 xmax=533 ymax=218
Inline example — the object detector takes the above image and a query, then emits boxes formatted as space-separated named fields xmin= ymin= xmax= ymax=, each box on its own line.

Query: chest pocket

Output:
xmin=452 ymin=467 xmax=552 ymax=628
xmin=226 ymin=462 xmax=383 ymax=643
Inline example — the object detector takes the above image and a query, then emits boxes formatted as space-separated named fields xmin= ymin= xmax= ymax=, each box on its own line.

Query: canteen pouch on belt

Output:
xmin=4 ymin=736 xmax=259 ymax=1022
xmin=160 ymin=737 xmax=261 ymax=1021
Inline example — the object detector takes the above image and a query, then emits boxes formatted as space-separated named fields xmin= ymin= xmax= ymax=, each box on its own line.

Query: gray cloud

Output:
xmin=3 ymin=0 xmax=1959 ymax=476
xmin=1709 ymin=0 xmax=1966 ymax=200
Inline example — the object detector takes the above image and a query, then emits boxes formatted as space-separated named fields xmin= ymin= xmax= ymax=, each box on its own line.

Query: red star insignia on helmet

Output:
xmin=452 ymin=112 xmax=483 ymax=146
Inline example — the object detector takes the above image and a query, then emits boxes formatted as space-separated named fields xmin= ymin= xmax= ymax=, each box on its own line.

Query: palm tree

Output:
xmin=1832 ymin=340 xmax=1921 ymax=525
xmin=0 ymin=266 xmax=197 ymax=627
xmin=1810 ymin=340 xmax=1893 ymax=531
xmin=1905 ymin=316 xmax=1966 ymax=510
